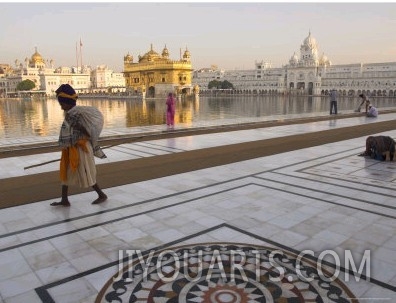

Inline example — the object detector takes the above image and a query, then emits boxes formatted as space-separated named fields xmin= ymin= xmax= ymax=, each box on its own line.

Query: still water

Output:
xmin=1 ymin=95 xmax=395 ymax=139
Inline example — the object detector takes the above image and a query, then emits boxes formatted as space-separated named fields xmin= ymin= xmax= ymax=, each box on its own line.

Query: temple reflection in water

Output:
xmin=1 ymin=95 xmax=396 ymax=139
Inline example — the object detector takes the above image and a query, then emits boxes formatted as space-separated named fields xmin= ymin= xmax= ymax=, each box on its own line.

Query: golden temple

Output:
xmin=123 ymin=44 xmax=197 ymax=98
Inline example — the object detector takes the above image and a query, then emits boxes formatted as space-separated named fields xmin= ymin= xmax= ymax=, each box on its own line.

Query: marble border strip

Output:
xmin=252 ymin=181 xmax=396 ymax=218
xmin=133 ymin=141 xmax=187 ymax=153
xmin=34 ymin=223 xmax=396 ymax=303
xmin=272 ymin=171 xmax=396 ymax=200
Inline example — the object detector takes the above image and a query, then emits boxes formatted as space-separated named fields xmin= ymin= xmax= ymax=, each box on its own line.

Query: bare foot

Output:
xmin=50 ymin=201 xmax=71 ymax=207
xmin=92 ymin=195 xmax=108 ymax=205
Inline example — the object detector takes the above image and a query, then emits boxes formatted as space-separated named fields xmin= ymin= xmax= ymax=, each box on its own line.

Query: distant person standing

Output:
xmin=329 ymin=89 xmax=338 ymax=115
xmin=166 ymin=92 xmax=176 ymax=128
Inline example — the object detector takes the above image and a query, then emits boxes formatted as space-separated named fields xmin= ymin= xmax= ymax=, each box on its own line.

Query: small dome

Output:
xmin=289 ymin=52 xmax=298 ymax=65
xmin=162 ymin=45 xmax=169 ymax=58
xmin=31 ymin=47 xmax=44 ymax=63
xmin=319 ymin=53 xmax=331 ymax=66
xmin=124 ymin=53 xmax=133 ymax=62
xmin=303 ymin=31 xmax=317 ymax=50
xmin=183 ymin=49 xmax=190 ymax=58
xmin=183 ymin=47 xmax=191 ymax=61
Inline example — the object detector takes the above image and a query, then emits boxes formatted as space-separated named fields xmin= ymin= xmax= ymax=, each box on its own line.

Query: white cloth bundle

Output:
xmin=59 ymin=106 xmax=107 ymax=158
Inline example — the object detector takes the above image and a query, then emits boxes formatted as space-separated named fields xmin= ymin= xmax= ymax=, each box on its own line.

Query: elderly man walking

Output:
xmin=51 ymin=84 xmax=108 ymax=207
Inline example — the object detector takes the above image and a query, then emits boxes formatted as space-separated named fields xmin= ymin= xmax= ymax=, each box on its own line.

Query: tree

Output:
xmin=208 ymin=80 xmax=234 ymax=90
xmin=208 ymin=80 xmax=221 ymax=89
xmin=16 ymin=79 xmax=35 ymax=91
xmin=221 ymin=80 xmax=234 ymax=89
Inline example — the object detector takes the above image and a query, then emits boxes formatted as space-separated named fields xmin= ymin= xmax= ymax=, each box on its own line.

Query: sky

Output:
xmin=1 ymin=1 xmax=396 ymax=72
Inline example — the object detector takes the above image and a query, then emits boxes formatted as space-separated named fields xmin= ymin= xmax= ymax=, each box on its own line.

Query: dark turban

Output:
xmin=56 ymin=84 xmax=78 ymax=106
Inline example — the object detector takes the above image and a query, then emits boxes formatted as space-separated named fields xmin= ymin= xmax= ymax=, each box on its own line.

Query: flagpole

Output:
xmin=76 ymin=42 xmax=79 ymax=73
xmin=80 ymin=38 xmax=83 ymax=74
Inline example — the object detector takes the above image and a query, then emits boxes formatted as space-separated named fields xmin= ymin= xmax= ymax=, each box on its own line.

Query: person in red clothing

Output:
xmin=166 ymin=92 xmax=176 ymax=128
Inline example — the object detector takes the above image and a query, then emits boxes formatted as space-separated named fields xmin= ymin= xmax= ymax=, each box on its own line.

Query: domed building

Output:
xmin=4 ymin=47 xmax=50 ymax=96
xmin=284 ymin=31 xmax=396 ymax=96
xmin=123 ymin=44 xmax=193 ymax=98
xmin=286 ymin=31 xmax=323 ymax=95
xmin=300 ymin=31 xmax=319 ymax=66
xmin=194 ymin=31 xmax=396 ymax=97
xmin=2 ymin=47 xmax=91 ymax=97
xmin=29 ymin=47 xmax=46 ymax=69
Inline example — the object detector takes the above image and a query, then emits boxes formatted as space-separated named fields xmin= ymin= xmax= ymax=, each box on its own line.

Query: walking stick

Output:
xmin=24 ymin=158 xmax=61 ymax=170
xmin=23 ymin=135 xmax=145 ymax=170
xmin=24 ymin=144 xmax=115 ymax=170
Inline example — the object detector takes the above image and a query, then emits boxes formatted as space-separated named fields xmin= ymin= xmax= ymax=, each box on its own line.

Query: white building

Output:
xmin=0 ymin=48 xmax=91 ymax=97
xmin=91 ymin=65 xmax=126 ymax=93
xmin=192 ymin=67 xmax=226 ymax=89
xmin=193 ymin=32 xmax=396 ymax=97
xmin=0 ymin=48 xmax=126 ymax=97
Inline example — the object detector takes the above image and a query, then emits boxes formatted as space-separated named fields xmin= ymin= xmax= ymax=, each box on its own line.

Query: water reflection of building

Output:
xmin=193 ymin=32 xmax=396 ymax=97
xmin=123 ymin=44 xmax=193 ymax=98
xmin=0 ymin=97 xmax=65 ymax=138
xmin=0 ymin=64 xmax=11 ymax=97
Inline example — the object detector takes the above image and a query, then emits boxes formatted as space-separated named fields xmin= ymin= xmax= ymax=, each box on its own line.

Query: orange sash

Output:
xmin=60 ymin=139 xmax=89 ymax=182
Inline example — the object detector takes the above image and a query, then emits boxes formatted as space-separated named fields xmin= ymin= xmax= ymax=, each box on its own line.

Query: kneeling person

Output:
xmin=367 ymin=105 xmax=378 ymax=117
xmin=360 ymin=135 xmax=395 ymax=161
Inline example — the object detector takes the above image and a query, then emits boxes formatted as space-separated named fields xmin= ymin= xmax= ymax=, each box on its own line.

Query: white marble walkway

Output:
xmin=0 ymin=113 xmax=395 ymax=302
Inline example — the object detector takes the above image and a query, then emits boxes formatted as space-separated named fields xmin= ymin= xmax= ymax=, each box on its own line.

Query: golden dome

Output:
xmin=139 ymin=44 xmax=161 ymax=63
xmin=31 ymin=47 xmax=44 ymax=63
xmin=124 ymin=52 xmax=133 ymax=63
